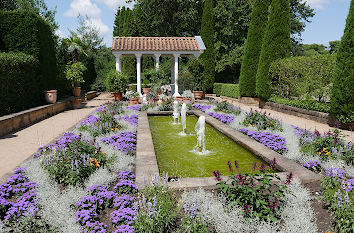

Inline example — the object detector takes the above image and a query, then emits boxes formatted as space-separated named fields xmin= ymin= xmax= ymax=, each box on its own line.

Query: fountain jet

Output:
xmin=194 ymin=116 xmax=206 ymax=153
xmin=181 ymin=103 xmax=187 ymax=134
xmin=173 ymin=100 xmax=180 ymax=124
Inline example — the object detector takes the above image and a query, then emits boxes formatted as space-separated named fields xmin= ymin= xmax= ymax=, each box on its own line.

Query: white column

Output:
xmin=136 ymin=54 xmax=142 ymax=97
xmin=115 ymin=54 xmax=122 ymax=72
xmin=154 ymin=54 xmax=161 ymax=71
xmin=173 ymin=53 xmax=180 ymax=97
xmin=170 ymin=58 xmax=175 ymax=94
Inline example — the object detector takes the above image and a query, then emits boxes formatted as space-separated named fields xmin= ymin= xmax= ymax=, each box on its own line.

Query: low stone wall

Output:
xmin=85 ymin=91 xmax=98 ymax=101
xmin=264 ymin=101 xmax=330 ymax=124
xmin=0 ymin=98 xmax=72 ymax=137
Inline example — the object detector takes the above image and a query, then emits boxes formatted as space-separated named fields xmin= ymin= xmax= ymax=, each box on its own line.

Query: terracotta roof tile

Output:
xmin=112 ymin=37 xmax=201 ymax=52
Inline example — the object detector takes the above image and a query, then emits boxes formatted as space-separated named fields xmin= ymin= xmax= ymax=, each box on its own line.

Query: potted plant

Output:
xmin=65 ymin=62 xmax=86 ymax=109
xmin=142 ymin=78 xmax=151 ymax=95
xmin=126 ymin=90 xmax=140 ymax=105
xmin=65 ymin=62 xmax=86 ymax=97
xmin=182 ymin=90 xmax=193 ymax=103
xmin=105 ymin=70 xmax=128 ymax=101
xmin=186 ymin=58 xmax=205 ymax=100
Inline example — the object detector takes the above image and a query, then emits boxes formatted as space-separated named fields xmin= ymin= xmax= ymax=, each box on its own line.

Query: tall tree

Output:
xmin=200 ymin=0 xmax=215 ymax=91
xmin=239 ymin=0 xmax=271 ymax=97
xmin=329 ymin=40 xmax=341 ymax=54
xmin=330 ymin=0 xmax=354 ymax=124
xmin=256 ymin=0 xmax=291 ymax=100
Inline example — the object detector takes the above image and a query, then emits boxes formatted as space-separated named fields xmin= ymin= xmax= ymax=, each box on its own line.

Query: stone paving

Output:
xmin=0 ymin=93 xmax=113 ymax=180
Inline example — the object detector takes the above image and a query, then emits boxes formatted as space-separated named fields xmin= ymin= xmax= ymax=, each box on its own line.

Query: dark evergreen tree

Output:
xmin=239 ymin=0 xmax=271 ymax=97
xmin=256 ymin=0 xmax=291 ymax=100
xmin=330 ymin=0 xmax=354 ymax=124
xmin=200 ymin=0 xmax=215 ymax=91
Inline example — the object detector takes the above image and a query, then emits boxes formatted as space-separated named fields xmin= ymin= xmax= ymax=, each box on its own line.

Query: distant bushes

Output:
xmin=0 ymin=52 xmax=40 ymax=116
xmin=213 ymin=83 xmax=240 ymax=99
xmin=270 ymin=54 xmax=335 ymax=102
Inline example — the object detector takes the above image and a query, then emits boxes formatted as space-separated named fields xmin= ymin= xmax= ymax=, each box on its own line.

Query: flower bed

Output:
xmin=208 ymin=112 xmax=234 ymax=124
xmin=239 ymin=128 xmax=288 ymax=154
xmin=242 ymin=109 xmax=282 ymax=131
xmin=192 ymin=104 xmax=212 ymax=112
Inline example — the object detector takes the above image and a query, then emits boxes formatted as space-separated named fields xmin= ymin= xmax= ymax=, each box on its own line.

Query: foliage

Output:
xmin=329 ymin=40 xmax=340 ymax=54
xmin=125 ymin=90 xmax=140 ymax=99
xmin=158 ymin=100 xmax=174 ymax=111
xmin=0 ymin=10 xmax=57 ymax=92
xmin=200 ymin=0 xmax=215 ymax=92
xmin=182 ymin=58 xmax=205 ymax=91
xmin=239 ymin=0 xmax=270 ymax=97
xmin=91 ymin=47 xmax=115 ymax=91
xmin=134 ymin=185 xmax=179 ymax=232
xmin=214 ymin=161 xmax=292 ymax=222
xmin=0 ymin=52 xmax=40 ymax=116
xmin=270 ymin=54 xmax=335 ymax=101
xmin=216 ymin=101 xmax=241 ymax=115
xmin=321 ymin=170 xmax=353 ymax=232
xmin=213 ymin=83 xmax=223 ymax=96
xmin=293 ymin=126 xmax=354 ymax=166
xmin=242 ymin=109 xmax=283 ymax=131
xmin=256 ymin=0 xmax=291 ymax=100
xmin=220 ymin=84 xmax=240 ymax=99
xmin=301 ymin=43 xmax=329 ymax=56
xmin=330 ymin=1 xmax=354 ymax=124
xmin=178 ymin=215 xmax=210 ymax=233
xmin=269 ymin=97 xmax=330 ymax=113
xmin=37 ymin=133 xmax=111 ymax=187
xmin=65 ymin=62 xmax=86 ymax=87
xmin=105 ymin=70 xmax=128 ymax=93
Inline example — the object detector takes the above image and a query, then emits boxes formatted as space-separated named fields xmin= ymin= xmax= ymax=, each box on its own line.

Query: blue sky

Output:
xmin=48 ymin=0 xmax=351 ymax=47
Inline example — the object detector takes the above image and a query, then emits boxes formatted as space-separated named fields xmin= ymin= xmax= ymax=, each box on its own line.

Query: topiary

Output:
xmin=330 ymin=0 xmax=354 ymax=124
xmin=239 ymin=0 xmax=271 ymax=97
xmin=255 ymin=0 xmax=291 ymax=101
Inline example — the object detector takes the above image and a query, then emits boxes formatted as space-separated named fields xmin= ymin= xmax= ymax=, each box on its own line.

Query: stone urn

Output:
xmin=44 ymin=90 xmax=57 ymax=104
xmin=176 ymin=96 xmax=183 ymax=102
xmin=142 ymin=87 xmax=151 ymax=95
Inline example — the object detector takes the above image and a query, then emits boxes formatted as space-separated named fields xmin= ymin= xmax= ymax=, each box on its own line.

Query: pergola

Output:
xmin=111 ymin=36 xmax=206 ymax=97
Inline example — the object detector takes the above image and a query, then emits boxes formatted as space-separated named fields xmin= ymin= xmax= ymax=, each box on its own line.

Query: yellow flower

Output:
xmin=89 ymin=158 xmax=100 ymax=167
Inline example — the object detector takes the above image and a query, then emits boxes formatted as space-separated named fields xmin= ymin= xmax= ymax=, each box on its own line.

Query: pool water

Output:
xmin=149 ymin=115 xmax=269 ymax=178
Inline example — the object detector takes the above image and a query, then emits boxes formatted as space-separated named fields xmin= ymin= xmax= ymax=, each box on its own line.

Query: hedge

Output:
xmin=0 ymin=52 xmax=40 ymax=116
xmin=220 ymin=84 xmax=240 ymax=99
xmin=330 ymin=0 xmax=354 ymax=124
xmin=269 ymin=54 xmax=336 ymax=102
xmin=213 ymin=83 xmax=223 ymax=96
xmin=255 ymin=0 xmax=291 ymax=100
xmin=269 ymin=97 xmax=330 ymax=113
xmin=0 ymin=10 xmax=57 ymax=92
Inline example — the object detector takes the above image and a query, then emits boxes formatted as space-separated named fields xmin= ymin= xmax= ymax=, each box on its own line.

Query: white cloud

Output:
xmin=65 ymin=0 xmax=101 ymax=17
xmin=55 ymin=29 xmax=67 ymax=38
xmin=85 ymin=18 xmax=110 ymax=35
xmin=301 ymin=0 xmax=330 ymax=9
xmin=94 ymin=0 xmax=134 ymax=10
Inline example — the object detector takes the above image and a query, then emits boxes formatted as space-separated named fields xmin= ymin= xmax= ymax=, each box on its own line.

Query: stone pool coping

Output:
xmin=135 ymin=110 xmax=320 ymax=190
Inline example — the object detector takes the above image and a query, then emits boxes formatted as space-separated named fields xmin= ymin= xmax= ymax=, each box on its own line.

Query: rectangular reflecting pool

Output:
xmin=148 ymin=115 xmax=270 ymax=178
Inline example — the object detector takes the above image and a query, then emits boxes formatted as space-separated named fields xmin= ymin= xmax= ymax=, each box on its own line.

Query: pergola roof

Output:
xmin=112 ymin=36 xmax=205 ymax=52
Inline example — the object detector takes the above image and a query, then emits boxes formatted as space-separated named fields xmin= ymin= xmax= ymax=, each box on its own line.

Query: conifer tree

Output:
xmin=256 ymin=0 xmax=291 ymax=100
xmin=330 ymin=0 xmax=354 ymax=123
xmin=200 ymin=0 xmax=215 ymax=91
xmin=239 ymin=0 xmax=271 ymax=97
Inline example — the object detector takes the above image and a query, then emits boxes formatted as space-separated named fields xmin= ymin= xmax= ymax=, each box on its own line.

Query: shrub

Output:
xmin=220 ymin=84 xmax=240 ymax=99
xmin=256 ymin=0 xmax=291 ymax=100
xmin=213 ymin=83 xmax=223 ymax=96
xmin=269 ymin=97 xmax=330 ymax=113
xmin=241 ymin=109 xmax=283 ymax=131
xmin=200 ymin=0 xmax=215 ymax=92
xmin=65 ymin=62 xmax=86 ymax=87
xmin=330 ymin=1 xmax=354 ymax=123
xmin=105 ymin=70 xmax=128 ymax=93
xmin=269 ymin=54 xmax=336 ymax=101
xmin=0 ymin=10 xmax=57 ymax=92
xmin=0 ymin=52 xmax=40 ymax=116
xmin=239 ymin=0 xmax=271 ymax=97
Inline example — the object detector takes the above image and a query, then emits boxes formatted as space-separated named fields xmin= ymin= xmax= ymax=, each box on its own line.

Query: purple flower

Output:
xmin=112 ymin=224 xmax=135 ymax=233
xmin=326 ymin=168 xmax=347 ymax=180
xmin=101 ymin=132 xmax=137 ymax=155
xmin=208 ymin=112 xmax=234 ymax=124
xmin=118 ymin=115 xmax=138 ymax=125
xmin=126 ymin=105 xmax=141 ymax=112
xmin=111 ymin=207 xmax=137 ymax=225
xmin=193 ymin=104 xmax=212 ymax=112
xmin=342 ymin=179 xmax=354 ymax=192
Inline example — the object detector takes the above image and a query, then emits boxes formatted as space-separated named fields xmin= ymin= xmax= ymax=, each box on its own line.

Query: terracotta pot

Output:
xmin=176 ymin=96 xmax=183 ymax=102
xmin=44 ymin=90 xmax=57 ymax=104
xmin=129 ymin=98 xmax=139 ymax=105
xmin=193 ymin=91 xmax=204 ymax=100
xmin=183 ymin=97 xmax=191 ymax=103
xmin=71 ymin=97 xmax=82 ymax=109
xmin=73 ymin=87 xmax=81 ymax=97
xmin=113 ymin=92 xmax=123 ymax=101
xmin=142 ymin=87 xmax=151 ymax=95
